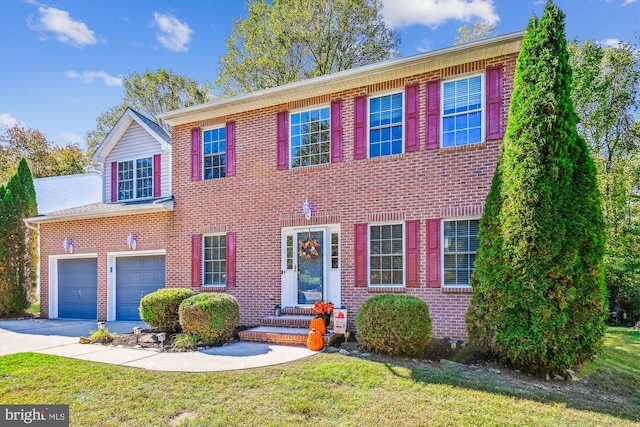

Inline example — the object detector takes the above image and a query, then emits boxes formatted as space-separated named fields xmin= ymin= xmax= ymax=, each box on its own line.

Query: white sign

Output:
xmin=333 ymin=308 xmax=347 ymax=334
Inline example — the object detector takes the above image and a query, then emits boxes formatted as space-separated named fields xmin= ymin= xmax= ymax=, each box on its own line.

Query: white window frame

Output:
xmin=202 ymin=126 xmax=227 ymax=181
xmin=441 ymin=217 xmax=480 ymax=288
xmin=367 ymin=90 xmax=404 ymax=158
xmin=117 ymin=157 xmax=153 ymax=201
xmin=202 ymin=233 xmax=226 ymax=287
xmin=289 ymin=105 xmax=331 ymax=169
xmin=441 ymin=74 xmax=485 ymax=148
xmin=368 ymin=222 xmax=405 ymax=287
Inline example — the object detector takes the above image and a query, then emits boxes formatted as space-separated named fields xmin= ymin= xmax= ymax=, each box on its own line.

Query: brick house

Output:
xmin=28 ymin=31 xmax=523 ymax=341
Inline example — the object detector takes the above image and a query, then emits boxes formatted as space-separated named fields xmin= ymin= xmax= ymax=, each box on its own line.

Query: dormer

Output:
xmin=93 ymin=108 xmax=171 ymax=204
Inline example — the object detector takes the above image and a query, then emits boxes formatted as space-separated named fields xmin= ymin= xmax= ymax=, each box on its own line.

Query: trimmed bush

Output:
xmin=139 ymin=288 xmax=196 ymax=333
xmin=179 ymin=293 xmax=240 ymax=346
xmin=356 ymin=294 xmax=432 ymax=356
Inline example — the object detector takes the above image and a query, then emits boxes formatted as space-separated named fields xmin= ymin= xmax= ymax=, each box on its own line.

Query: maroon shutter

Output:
xmin=277 ymin=111 xmax=288 ymax=170
xmin=353 ymin=95 xmax=367 ymax=159
xmin=426 ymin=219 xmax=441 ymax=288
xmin=226 ymin=232 xmax=236 ymax=287
xmin=191 ymin=234 xmax=201 ymax=288
xmin=111 ymin=162 xmax=118 ymax=202
xmin=226 ymin=121 xmax=236 ymax=177
xmin=405 ymin=84 xmax=419 ymax=152
xmin=486 ymin=66 xmax=504 ymax=140
xmin=153 ymin=154 xmax=161 ymax=197
xmin=331 ymin=99 xmax=343 ymax=162
xmin=425 ymin=80 xmax=440 ymax=149
xmin=354 ymin=223 xmax=368 ymax=287
xmin=405 ymin=220 xmax=420 ymax=288
xmin=191 ymin=127 xmax=201 ymax=181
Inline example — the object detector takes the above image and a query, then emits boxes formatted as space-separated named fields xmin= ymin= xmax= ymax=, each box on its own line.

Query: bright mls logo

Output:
xmin=1 ymin=405 xmax=68 ymax=426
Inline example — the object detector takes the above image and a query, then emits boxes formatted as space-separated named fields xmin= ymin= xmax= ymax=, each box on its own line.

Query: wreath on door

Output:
xmin=298 ymin=238 xmax=321 ymax=260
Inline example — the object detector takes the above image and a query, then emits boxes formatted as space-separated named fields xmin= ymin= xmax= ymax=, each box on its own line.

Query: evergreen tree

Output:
xmin=466 ymin=1 xmax=606 ymax=375
xmin=0 ymin=158 xmax=38 ymax=316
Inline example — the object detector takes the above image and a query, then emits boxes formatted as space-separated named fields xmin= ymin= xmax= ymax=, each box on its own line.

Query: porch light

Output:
xmin=302 ymin=199 xmax=312 ymax=220
xmin=127 ymin=233 xmax=137 ymax=250
xmin=62 ymin=238 xmax=74 ymax=253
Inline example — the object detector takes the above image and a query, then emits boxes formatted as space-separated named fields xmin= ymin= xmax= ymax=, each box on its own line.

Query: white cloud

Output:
xmin=0 ymin=113 xmax=23 ymax=128
xmin=66 ymin=70 xmax=123 ymax=87
xmin=57 ymin=131 xmax=84 ymax=146
xmin=35 ymin=6 xmax=96 ymax=47
xmin=153 ymin=12 xmax=193 ymax=52
xmin=622 ymin=0 xmax=637 ymax=5
xmin=416 ymin=39 xmax=433 ymax=53
xmin=600 ymin=38 xmax=623 ymax=47
xmin=381 ymin=0 xmax=499 ymax=29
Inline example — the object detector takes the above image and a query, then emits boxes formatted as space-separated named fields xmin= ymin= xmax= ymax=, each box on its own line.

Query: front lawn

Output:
xmin=0 ymin=327 xmax=637 ymax=426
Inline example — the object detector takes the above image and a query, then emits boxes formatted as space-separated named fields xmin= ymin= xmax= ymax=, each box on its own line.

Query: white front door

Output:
xmin=281 ymin=226 xmax=340 ymax=308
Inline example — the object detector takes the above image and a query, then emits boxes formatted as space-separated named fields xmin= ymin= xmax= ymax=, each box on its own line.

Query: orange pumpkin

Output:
xmin=309 ymin=316 xmax=326 ymax=335
xmin=307 ymin=328 xmax=324 ymax=351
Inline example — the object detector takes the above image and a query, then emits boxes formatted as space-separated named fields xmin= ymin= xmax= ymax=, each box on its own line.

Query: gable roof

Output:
xmin=33 ymin=173 xmax=102 ymax=214
xmin=159 ymin=31 xmax=525 ymax=127
xmin=92 ymin=108 xmax=171 ymax=164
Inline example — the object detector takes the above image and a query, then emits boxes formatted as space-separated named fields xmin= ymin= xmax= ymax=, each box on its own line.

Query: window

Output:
xmin=117 ymin=157 xmax=152 ymax=201
xmin=290 ymin=107 xmax=330 ymax=167
xmin=331 ymin=232 xmax=339 ymax=269
xmin=369 ymin=93 xmax=403 ymax=157
xmin=369 ymin=224 xmax=403 ymax=286
xmin=443 ymin=219 xmax=479 ymax=286
xmin=286 ymin=235 xmax=294 ymax=270
xmin=203 ymin=235 xmax=226 ymax=286
xmin=203 ymin=127 xmax=226 ymax=180
xmin=442 ymin=75 xmax=483 ymax=147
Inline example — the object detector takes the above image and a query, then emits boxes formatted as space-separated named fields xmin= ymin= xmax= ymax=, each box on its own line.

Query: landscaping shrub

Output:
xmin=139 ymin=288 xmax=196 ymax=333
xmin=88 ymin=329 xmax=115 ymax=344
xmin=356 ymin=294 xmax=431 ymax=356
xmin=179 ymin=293 xmax=240 ymax=346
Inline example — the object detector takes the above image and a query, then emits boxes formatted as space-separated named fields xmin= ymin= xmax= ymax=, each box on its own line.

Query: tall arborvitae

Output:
xmin=0 ymin=158 xmax=38 ymax=316
xmin=466 ymin=1 xmax=606 ymax=375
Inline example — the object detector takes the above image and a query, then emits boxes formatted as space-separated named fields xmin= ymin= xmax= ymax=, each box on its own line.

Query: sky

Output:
xmin=0 ymin=0 xmax=638 ymax=151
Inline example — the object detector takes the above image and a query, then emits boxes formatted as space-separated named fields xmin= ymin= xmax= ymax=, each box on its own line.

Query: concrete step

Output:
xmin=238 ymin=326 xmax=338 ymax=347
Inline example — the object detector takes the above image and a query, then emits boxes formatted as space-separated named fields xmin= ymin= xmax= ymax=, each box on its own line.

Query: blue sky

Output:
xmin=0 ymin=0 xmax=638 ymax=151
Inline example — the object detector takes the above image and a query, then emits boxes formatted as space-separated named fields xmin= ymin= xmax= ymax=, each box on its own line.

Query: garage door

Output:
xmin=58 ymin=258 xmax=97 ymax=319
xmin=116 ymin=255 xmax=166 ymax=320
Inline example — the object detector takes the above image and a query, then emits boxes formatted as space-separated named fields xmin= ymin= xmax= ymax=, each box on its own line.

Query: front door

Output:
xmin=297 ymin=230 xmax=324 ymax=304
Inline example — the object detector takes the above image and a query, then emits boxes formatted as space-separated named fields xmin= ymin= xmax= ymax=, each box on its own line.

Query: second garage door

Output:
xmin=116 ymin=255 xmax=166 ymax=320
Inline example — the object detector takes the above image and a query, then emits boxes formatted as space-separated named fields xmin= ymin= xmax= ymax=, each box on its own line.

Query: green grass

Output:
xmin=0 ymin=328 xmax=638 ymax=426
xmin=25 ymin=303 xmax=40 ymax=315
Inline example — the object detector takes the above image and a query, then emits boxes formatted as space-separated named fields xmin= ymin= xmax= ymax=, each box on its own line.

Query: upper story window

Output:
xmin=442 ymin=75 xmax=483 ymax=147
xmin=203 ymin=127 xmax=226 ymax=180
xmin=203 ymin=234 xmax=226 ymax=286
xmin=443 ymin=219 xmax=479 ymax=286
xmin=117 ymin=157 xmax=153 ymax=200
xmin=369 ymin=93 xmax=403 ymax=157
xmin=290 ymin=107 xmax=330 ymax=168
xmin=369 ymin=223 xmax=404 ymax=286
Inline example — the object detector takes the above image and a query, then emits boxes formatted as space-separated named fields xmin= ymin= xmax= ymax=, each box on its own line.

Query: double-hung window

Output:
xmin=290 ymin=107 xmax=330 ymax=168
xmin=203 ymin=234 xmax=226 ymax=286
xmin=442 ymin=75 xmax=483 ymax=147
xmin=117 ymin=157 xmax=153 ymax=200
xmin=369 ymin=224 xmax=404 ymax=286
xmin=203 ymin=127 xmax=226 ymax=180
xmin=369 ymin=93 xmax=403 ymax=157
xmin=443 ymin=219 xmax=479 ymax=286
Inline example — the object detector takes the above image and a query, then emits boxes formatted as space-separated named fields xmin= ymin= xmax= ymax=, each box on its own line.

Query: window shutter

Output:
xmin=354 ymin=223 xmax=368 ymax=287
xmin=405 ymin=84 xmax=419 ymax=152
xmin=331 ymin=99 xmax=343 ymax=162
xmin=426 ymin=219 xmax=441 ymax=288
xmin=353 ymin=95 xmax=367 ymax=160
xmin=405 ymin=220 xmax=420 ymax=288
xmin=486 ymin=66 xmax=504 ymax=140
xmin=425 ymin=80 xmax=440 ymax=149
xmin=191 ymin=127 xmax=201 ymax=181
xmin=277 ymin=111 xmax=288 ymax=170
xmin=226 ymin=121 xmax=236 ymax=177
xmin=110 ymin=162 xmax=118 ymax=202
xmin=226 ymin=232 xmax=236 ymax=287
xmin=153 ymin=154 xmax=161 ymax=197
xmin=191 ymin=234 xmax=201 ymax=288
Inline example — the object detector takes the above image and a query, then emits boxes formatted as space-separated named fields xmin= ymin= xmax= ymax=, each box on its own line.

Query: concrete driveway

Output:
xmin=0 ymin=318 xmax=317 ymax=372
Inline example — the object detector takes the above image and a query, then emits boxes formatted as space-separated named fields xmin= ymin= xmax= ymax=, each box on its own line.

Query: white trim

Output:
xmin=440 ymin=73 xmax=486 ymax=148
xmin=116 ymin=156 xmax=155 ymax=202
xmin=367 ymin=90 xmax=405 ymax=158
xmin=202 ymin=125 xmax=227 ymax=181
xmin=48 ymin=253 xmax=98 ymax=319
xmin=201 ymin=233 xmax=227 ymax=288
xmin=367 ymin=222 xmax=406 ymax=288
xmin=288 ymin=105 xmax=332 ymax=169
xmin=106 ymin=249 xmax=166 ymax=321
xmin=441 ymin=218 xmax=480 ymax=288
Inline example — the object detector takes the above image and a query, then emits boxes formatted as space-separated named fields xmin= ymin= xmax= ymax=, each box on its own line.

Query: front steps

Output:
xmin=239 ymin=307 xmax=339 ymax=347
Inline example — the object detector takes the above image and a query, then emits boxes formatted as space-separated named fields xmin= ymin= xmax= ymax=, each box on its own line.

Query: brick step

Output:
xmin=280 ymin=307 xmax=315 ymax=316
xmin=238 ymin=326 xmax=338 ymax=347
xmin=261 ymin=314 xmax=332 ymax=329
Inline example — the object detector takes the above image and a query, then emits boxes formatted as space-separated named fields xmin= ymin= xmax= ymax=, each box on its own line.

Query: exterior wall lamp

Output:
xmin=127 ymin=233 xmax=137 ymax=250
xmin=302 ymin=199 xmax=312 ymax=220
xmin=62 ymin=238 xmax=74 ymax=253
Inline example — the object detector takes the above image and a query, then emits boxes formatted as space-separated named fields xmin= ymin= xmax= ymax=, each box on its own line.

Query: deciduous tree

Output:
xmin=454 ymin=21 xmax=499 ymax=45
